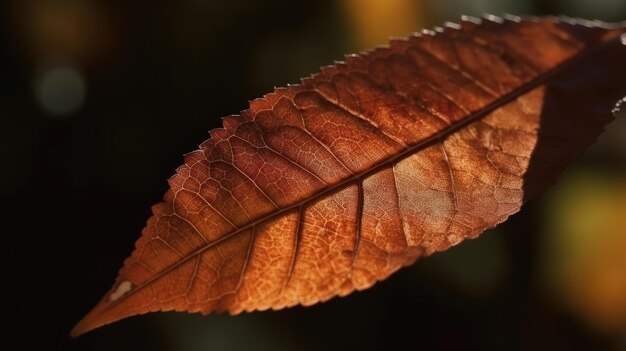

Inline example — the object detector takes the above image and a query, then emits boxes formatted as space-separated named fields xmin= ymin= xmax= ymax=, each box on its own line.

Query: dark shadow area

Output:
xmin=523 ymin=28 xmax=626 ymax=202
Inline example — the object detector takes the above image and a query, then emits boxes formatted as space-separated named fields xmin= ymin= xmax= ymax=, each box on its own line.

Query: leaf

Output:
xmin=72 ymin=15 xmax=626 ymax=336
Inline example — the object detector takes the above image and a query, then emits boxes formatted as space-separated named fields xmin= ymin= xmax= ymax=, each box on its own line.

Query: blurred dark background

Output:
xmin=3 ymin=0 xmax=626 ymax=350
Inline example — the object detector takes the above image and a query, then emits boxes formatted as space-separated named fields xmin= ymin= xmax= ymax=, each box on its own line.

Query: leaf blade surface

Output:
xmin=72 ymin=16 xmax=626 ymax=336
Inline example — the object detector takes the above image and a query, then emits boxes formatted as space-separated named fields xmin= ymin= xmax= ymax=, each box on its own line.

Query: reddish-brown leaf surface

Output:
xmin=72 ymin=16 xmax=626 ymax=336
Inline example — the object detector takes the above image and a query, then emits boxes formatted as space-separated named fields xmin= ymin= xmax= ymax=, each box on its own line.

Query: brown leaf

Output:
xmin=72 ymin=15 xmax=626 ymax=336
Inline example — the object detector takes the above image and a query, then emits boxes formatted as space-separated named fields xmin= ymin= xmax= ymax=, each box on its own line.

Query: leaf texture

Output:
xmin=72 ymin=15 xmax=626 ymax=336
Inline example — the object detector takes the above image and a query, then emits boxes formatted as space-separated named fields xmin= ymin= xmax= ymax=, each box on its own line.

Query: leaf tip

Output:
xmin=70 ymin=280 xmax=138 ymax=337
xmin=70 ymin=300 xmax=106 ymax=338
xmin=70 ymin=300 xmax=125 ymax=337
xmin=70 ymin=318 xmax=89 ymax=338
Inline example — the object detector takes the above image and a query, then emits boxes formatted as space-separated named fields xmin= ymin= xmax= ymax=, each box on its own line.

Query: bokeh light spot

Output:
xmin=542 ymin=171 xmax=626 ymax=334
xmin=35 ymin=66 xmax=86 ymax=117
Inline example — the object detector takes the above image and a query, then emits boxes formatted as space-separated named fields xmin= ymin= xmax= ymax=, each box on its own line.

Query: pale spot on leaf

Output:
xmin=109 ymin=280 xmax=132 ymax=302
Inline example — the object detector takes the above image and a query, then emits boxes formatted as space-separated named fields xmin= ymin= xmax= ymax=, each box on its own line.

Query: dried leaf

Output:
xmin=72 ymin=15 xmax=626 ymax=336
